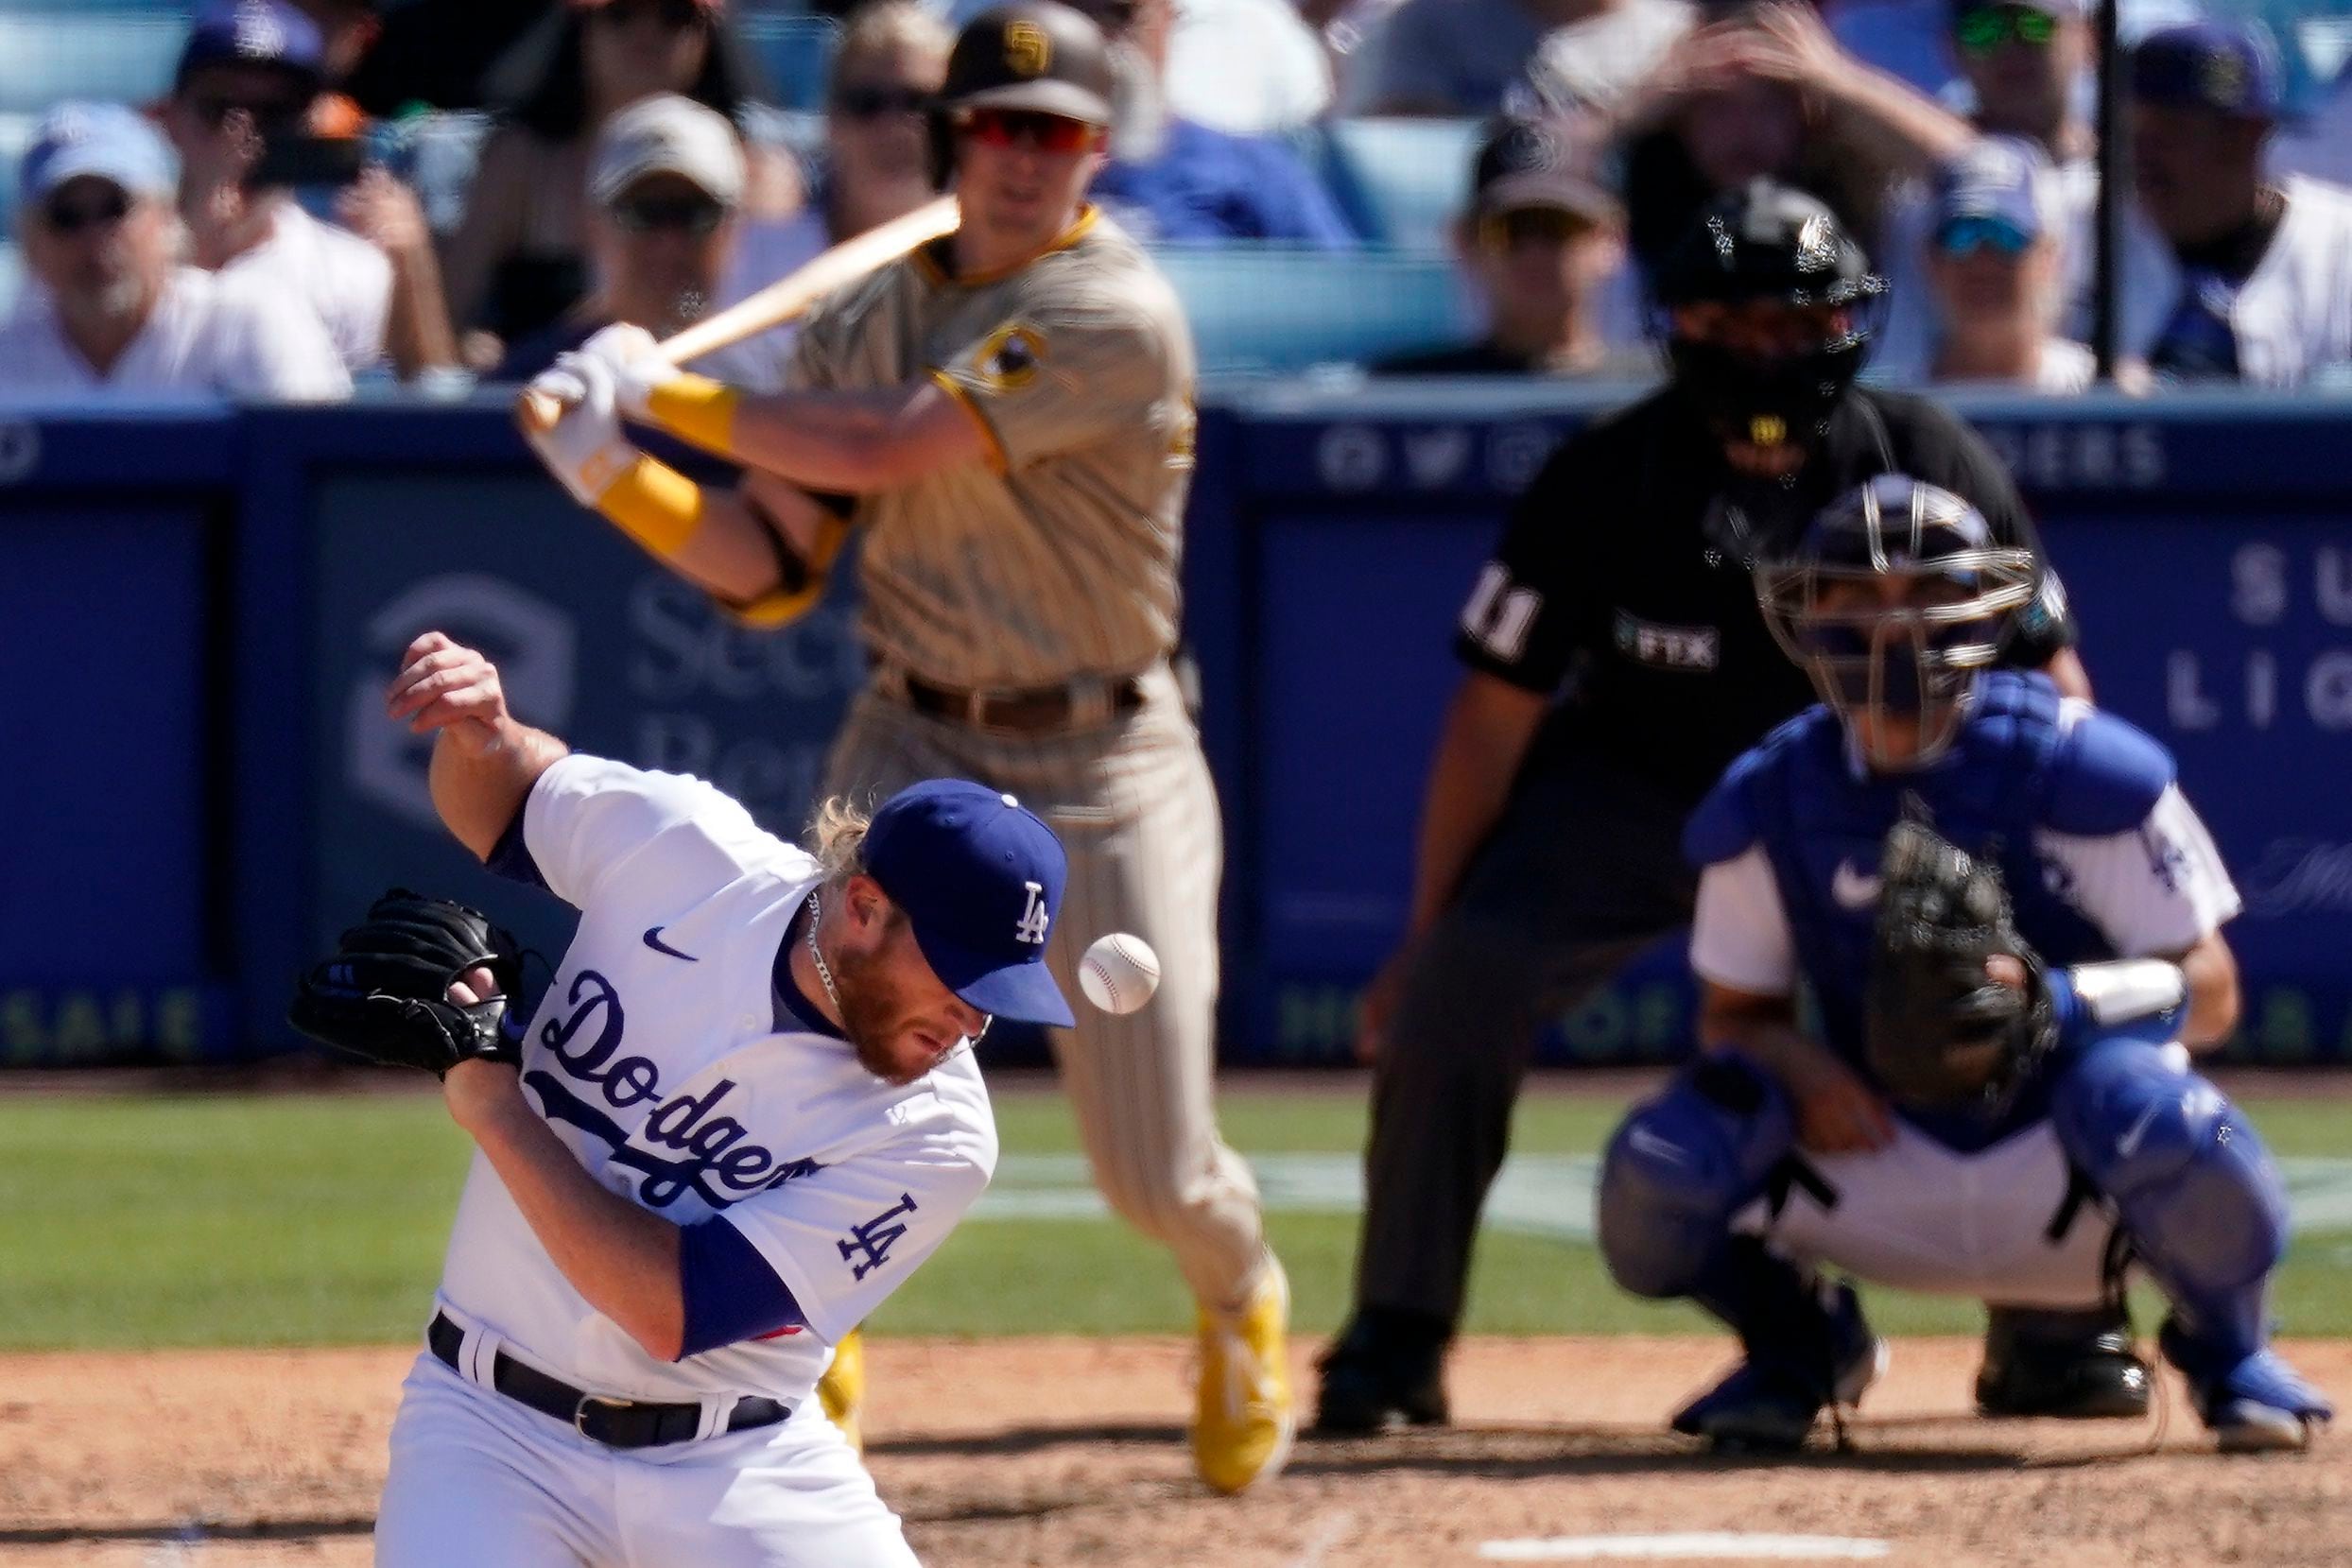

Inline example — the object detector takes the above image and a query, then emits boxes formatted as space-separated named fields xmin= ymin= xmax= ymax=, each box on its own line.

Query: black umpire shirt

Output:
xmin=1455 ymin=384 xmax=2078 ymax=806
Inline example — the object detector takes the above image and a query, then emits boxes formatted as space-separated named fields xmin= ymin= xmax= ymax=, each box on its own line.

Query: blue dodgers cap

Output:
xmin=177 ymin=0 xmax=328 ymax=91
xmin=1931 ymin=136 xmax=2048 ymax=240
xmin=21 ymin=102 xmax=179 ymax=205
xmin=2131 ymin=21 xmax=2284 ymax=119
xmin=863 ymin=780 xmax=1076 ymax=1028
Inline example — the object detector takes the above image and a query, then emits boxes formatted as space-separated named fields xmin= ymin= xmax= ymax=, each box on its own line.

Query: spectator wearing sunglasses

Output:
xmin=443 ymin=0 xmax=786 ymax=368
xmin=161 ymin=0 xmax=457 ymax=383
xmin=1067 ymin=0 xmax=1355 ymax=244
xmin=2114 ymin=21 xmax=2352 ymax=388
xmin=493 ymin=95 xmax=763 ymax=385
xmin=1376 ymin=115 xmax=1648 ymax=375
xmin=1918 ymin=137 xmax=2094 ymax=390
xmin=725 ymin=0 xmax=951 ymax=345
xmin=0 ymin=102 xmax=348 ymax=399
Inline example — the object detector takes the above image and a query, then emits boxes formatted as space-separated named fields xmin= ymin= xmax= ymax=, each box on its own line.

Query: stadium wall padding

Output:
xmin=2 ymin=387 xmax=2349 ymax=1068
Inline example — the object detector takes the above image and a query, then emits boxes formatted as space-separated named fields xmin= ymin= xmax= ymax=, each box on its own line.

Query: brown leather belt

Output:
xmin=895 ymin=671 xmax=1147 ymax=733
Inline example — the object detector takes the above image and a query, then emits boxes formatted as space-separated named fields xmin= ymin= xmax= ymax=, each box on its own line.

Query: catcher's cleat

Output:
xmin=1194 ymin=1256 xmax=1296 ymax=1493
xmin=818 ymin=1327 xmax=866 ymax=1455
xmin=1976 ymin=1303 xmax=2152 ymax=1420
xmin=2159 ymin=1318 xmax=2332 ymax=1454
xmin=1672 ymin=1282 xmax=1885 ymax=1454
xmin=1310 ymin=1309 xmax=1449 ymax=1436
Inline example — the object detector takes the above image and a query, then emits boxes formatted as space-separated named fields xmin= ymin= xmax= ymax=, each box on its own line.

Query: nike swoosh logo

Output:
xmin=1831 ymin=860 xmax=1883 ymax=910
xmin=643 ymin=927 xmax=698 ymax=962
xmin=2116 ymin=1100 xmax=2164 ymax=1160
xmin=1626 ymin=1127 xmax=1686 ymax=1166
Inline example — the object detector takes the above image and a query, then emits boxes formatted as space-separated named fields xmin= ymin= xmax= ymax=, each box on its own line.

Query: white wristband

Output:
xmin=2067 ymin=959 xmax=2188 ymax=1025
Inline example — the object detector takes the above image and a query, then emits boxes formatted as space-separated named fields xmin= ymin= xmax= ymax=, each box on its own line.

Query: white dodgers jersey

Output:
xmin=436 ymin=754 xmax=997 ymax=1406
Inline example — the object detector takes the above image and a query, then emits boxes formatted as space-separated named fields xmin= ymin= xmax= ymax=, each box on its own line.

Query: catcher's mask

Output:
xmin=1652 ymin=181 xmax=1886 ymax=452
xmin=1756 ymin=475 xmax=2038 ymax=769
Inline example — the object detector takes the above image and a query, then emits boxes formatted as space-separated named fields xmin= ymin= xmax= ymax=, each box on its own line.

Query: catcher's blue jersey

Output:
xmin=1685 ymin=671 xmax=2185 ymax=1135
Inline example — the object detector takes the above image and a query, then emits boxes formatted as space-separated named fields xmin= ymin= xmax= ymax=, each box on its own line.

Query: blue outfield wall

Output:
xmin=2 ymin=387 xmax=2350 ymax=1067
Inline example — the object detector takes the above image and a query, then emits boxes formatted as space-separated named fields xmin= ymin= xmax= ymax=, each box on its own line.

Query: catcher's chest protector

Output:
xmin=1736 ymin=674 xmax=2118 ymax=1060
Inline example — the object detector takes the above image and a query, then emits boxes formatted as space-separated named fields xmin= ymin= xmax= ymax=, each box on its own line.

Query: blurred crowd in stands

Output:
xmin=3 ymin=0 xmax=2350 ymax=399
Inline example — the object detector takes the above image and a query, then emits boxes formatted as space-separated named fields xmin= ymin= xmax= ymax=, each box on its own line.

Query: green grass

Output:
xmin=0 ymin=1085 xmax=2346 ymax=1349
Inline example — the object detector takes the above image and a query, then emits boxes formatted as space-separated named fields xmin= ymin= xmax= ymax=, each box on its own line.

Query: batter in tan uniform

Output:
xmin=515 ymin=0 xmax=1291 ymax=1496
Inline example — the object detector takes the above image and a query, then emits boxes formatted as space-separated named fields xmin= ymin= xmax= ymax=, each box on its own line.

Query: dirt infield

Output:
xmin=2 ymin=1337 xmax=2344 ymax=1567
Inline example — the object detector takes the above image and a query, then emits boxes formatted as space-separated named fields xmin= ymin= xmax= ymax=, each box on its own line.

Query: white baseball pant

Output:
xmin=374 ymin=1353 xmax=919 ymax=1568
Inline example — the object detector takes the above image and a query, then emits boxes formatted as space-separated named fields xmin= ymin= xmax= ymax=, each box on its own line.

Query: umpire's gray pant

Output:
xmin=823 ymin=663 xmax=1268 ymax=1307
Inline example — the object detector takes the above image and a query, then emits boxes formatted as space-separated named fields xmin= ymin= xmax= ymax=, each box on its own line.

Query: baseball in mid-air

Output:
xmin=1080 ymin=933 xmax=1161 ymax=1015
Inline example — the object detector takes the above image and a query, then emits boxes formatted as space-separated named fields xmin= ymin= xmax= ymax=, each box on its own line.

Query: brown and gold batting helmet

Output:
xmin=927 ymin=0 xmax=1116 ymax=183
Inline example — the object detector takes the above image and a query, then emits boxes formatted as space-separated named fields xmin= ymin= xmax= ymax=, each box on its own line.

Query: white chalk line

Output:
xmin=1478 ymin=1533 xmax=1892 ymax=1561
xmin=1286 ymin=1508 xmax=1357 ymax=1568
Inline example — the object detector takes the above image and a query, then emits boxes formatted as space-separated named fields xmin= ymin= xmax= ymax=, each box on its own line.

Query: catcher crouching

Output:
xmin=1596 ymin=476 xmax=2332 ymax=1454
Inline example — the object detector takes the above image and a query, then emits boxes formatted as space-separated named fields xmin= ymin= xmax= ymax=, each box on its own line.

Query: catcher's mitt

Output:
xmin=1864 ymin=820 xmax=2053 ymax=1109
xmin=287 ymin=888 xmax=524 ymax=1077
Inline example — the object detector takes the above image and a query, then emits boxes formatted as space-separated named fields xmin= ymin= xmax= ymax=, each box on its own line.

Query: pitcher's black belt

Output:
xmin=428 ymin=1312 xmax=789 ymax=1449
xmin=896 ymin=670 xmax=1146 ymax=733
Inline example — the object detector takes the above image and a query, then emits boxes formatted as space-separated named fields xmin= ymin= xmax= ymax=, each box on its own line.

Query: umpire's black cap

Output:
xmin=939 ymin=0 xmax=1117 ymax=127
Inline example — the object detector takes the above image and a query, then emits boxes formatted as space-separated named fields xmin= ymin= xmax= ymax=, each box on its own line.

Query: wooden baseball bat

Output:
xmin=516 ymin=193 xmax=961 ymax=435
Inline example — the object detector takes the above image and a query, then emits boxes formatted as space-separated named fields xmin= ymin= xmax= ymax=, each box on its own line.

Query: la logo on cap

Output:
xmin=1016 ymin=882 xmax=1049 ymax=945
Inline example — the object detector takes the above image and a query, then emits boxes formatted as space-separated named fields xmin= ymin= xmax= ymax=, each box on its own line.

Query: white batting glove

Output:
xmin=574 ymin=321 xmax=679 ymax=422
xmin=524 ymin=352 xmax=641 ymax=508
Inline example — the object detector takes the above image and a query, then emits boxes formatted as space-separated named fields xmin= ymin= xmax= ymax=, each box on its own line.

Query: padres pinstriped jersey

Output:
xmin=787 ymin=208 xmax=1197 ymax=688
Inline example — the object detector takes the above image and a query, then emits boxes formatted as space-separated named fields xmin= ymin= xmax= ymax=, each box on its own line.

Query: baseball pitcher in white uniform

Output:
xmin=319 ymin=630 xmax=1075 ymax=1567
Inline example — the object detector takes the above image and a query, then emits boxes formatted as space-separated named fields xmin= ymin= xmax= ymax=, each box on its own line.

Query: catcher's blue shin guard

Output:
xmin=1600 ymin=1056 xmax=1881 ymax=1449
xmin=2051 ymin=1041 xmax=2332 ymax=1444
xmin=1597 ymin=1055 xmax=1794 ymax=1300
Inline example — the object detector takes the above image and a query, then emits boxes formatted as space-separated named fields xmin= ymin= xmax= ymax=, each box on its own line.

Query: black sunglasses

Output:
xmin=43 ymin=187 xmax=134 ymax=234
xmin=833 ymin=83 xmax=931 ymax=119
xmin=610 ymin=194 xmax=728 ymax=235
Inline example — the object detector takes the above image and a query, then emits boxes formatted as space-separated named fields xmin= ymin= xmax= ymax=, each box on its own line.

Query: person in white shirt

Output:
xmin=1921 ymin=137 xmax=2099 ymax=391
xmin=2116 ymin=21 xmax=2352 ymax=388
xmin=162 ymin=0 xmax=458 ymax=381
xmin=372 ymin=628 xmax=1078 ymax=1567
xmin=0 ymin=101 xmax=350 ymax=401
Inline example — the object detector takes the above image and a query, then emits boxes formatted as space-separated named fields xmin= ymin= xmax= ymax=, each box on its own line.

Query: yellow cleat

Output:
xmin=818 ymin=1327 xmax=865 ymax=1454
xmin=1193 ymin=1256 xmax=1295 ymax=1494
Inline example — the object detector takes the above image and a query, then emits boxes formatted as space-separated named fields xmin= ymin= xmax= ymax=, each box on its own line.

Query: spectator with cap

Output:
xmin=1375 ymin=115 xmax=1648 ymax=375
xmin=724 ymin=0 xmax=950 ymax=330
xmin=2119 ymin=20 xmax=2352 ymax=387
xmin=493 ymin=95 xmax=771 ymax=387
xmin=0 ymin=102 xmax=348 ymax=399
xmin=1917 ymin=136 xmax=2097 ymax=389
xmin=162 ymin=0 xmax=457 ymax=382
xmin=441 ymin=0 xmax=786 ymax=367
xmin=1816 ymin=0 xmax=2101 ymax=375
xmin=1079 ymin=0 xmax=1358 ymax=244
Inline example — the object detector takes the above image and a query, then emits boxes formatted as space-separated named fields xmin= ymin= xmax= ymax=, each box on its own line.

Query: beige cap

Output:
xmin=589 ymin=94 xmax=746 ymax=209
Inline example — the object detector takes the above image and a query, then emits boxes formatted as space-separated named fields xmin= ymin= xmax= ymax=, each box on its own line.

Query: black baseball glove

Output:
xmin=1864 ymin=820 xmax=2055 ymax=1110
xmin=287 ymin=888 xmax=524 ymax=1077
